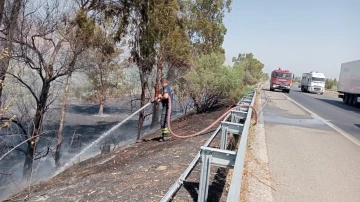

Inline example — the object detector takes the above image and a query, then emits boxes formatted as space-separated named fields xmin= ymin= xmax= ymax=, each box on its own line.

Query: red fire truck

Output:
xmin=270 ymin=68 xmax=294 ymax=93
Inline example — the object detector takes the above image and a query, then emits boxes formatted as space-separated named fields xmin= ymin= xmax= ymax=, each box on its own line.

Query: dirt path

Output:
xmin=6 ymin=106 xmax=230 ymax=202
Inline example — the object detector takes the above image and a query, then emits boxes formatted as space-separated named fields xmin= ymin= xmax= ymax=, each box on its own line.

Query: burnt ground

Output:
xmin=5 ymin=105 xmax=233 ymax=202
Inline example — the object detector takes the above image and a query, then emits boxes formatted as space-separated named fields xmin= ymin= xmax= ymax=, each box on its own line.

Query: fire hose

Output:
xmin=152 ymin=96 xmax=258 ymax=139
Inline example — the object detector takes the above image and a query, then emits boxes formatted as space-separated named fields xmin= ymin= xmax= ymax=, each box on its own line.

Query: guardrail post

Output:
xmin=240 ymin=98 xmax=252 ymax=105
xmin=235 ymin=105 xmax=249 ymax=112
xmin=220 ymin=123 xmax=228 ymax=150
xmin=198 ymin=147 xmax=237 ymax=202
xmin=242 ymin=96 xmax=253 ymax=100
xmin=230 ymin=110 xmax=247 ymax=123
xmin=220 ymin=121 xmax=244 ymax=150
xmin=236 ymin=94 xmax=253 ymax=112
xmin=198 ymin=149 xmax=212 ymax=202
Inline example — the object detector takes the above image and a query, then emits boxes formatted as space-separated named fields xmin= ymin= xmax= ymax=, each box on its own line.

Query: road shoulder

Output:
xmin=241 ymin=90 xmax=273 ymax=202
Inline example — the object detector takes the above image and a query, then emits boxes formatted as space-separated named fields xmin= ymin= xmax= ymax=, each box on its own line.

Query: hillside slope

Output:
xmin=6 ymin=106 xmax=229 ymax=202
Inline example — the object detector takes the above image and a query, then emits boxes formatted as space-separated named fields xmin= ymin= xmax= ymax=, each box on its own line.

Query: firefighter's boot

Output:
xmin=159 ymin=127 xmax=171 ymax=142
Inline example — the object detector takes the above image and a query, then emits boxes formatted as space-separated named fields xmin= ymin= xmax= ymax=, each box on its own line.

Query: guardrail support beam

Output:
xmin=242 ymin=96 xmax=253 ymax=100
xmin=198 ymin=147 xmax=236 ymax=202
xmin=230 ymin=110 xmax=247 ymax=123
xmin=220 ymin=121 xmax=244 ymax=150
xmin=198 ymin=148 xmax=212 ymax=202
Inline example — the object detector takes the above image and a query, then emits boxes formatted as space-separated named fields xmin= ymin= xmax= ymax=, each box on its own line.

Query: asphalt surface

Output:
xmin=287 ymin=86 xmax=360 ymax=141
xmin=259 ymin=83 xmax=360 ymax=202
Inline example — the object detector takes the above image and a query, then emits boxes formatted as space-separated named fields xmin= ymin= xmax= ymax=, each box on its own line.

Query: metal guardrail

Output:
xmin=160 ymin=89 xmax=257 ymax=202
xmin=226 ymin=91 xmax=256 ymax=202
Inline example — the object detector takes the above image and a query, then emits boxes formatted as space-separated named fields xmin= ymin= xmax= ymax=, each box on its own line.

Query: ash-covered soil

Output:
xmin=5 ymin=105 xmax=231 ymax=202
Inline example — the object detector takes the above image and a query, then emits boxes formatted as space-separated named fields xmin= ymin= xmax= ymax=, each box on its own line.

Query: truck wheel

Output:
xmin=320 ymin=92 xmax=324 ymax=95
xmin=287 ymin=89 xmax=290 ymax=93
xmin=344 ymin=93 xmax=349 ymax=104
xmin=351 ymin=95 xmax=358 ymax=106
xmin=270 ymin=88 xmax=274 ymax=91
xmin=301 ymin=86 xmax=304 ymax=92
xmin=346 ymin=94 xmax=353 ymax=105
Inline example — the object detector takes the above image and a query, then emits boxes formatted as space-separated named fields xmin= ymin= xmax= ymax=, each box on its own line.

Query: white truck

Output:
xmin=300 ymin=71 xmax=326 ymax=94
xmin=337 ymin=59 xmax=360 ymax=106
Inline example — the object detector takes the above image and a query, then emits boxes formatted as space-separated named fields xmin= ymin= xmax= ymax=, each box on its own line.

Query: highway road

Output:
xmin=250 ymin=83 xmax=360 ymax=202
xmin=287 ymin=86 xmax=360 ymax=142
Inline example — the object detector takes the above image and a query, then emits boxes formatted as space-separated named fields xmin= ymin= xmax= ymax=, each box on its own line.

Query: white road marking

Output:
xmin=282 ymin=93 xmax=360 ymax=147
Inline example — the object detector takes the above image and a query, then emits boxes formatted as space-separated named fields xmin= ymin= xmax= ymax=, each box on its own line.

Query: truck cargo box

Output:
xmin=337 ymin=60 xmax=360 ymax=95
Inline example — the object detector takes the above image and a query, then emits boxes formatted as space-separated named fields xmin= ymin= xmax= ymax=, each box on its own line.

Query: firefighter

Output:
xmin=155 ymin=78 xmax=174 ymax=142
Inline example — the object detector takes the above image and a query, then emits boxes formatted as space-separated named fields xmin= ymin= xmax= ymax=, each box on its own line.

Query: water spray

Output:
xmin=55 ymin=102 xmax=152 ymax=175
xmin=56 ymin=93 xmax=257 ymax=175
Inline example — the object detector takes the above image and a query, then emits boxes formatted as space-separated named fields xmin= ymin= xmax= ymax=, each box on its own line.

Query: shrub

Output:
xmin=325 ymin=78 xmax=338 ymax=90
xmin=186 ymin=53 xmax=243 ymax=112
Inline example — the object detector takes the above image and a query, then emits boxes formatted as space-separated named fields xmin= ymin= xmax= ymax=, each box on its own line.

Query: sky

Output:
xmin=222 ymin=0 xmax=360 ymax=79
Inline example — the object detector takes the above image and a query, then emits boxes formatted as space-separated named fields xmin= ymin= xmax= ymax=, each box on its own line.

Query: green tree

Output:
xmin=184 ymin=0 xmax=233 ymax=55
xmin=86 ymin=48 xmax=124 ymax=116
xmin=294 ymin=76 xmax=301 ymax=83
xmin=87 ymin=0 xmax=234 ymax=136
xmin=232 ymin=53 xmax=264 ymax=85
xmin=128 ymin=1 xmax=158 ymax=139
xmin=325 ymin=78 xmax=338 ymax=89
xmin=262 ymin=73 xmax=270 ymax=81
xmin=149 ymin=0 xmax=192 ymax=128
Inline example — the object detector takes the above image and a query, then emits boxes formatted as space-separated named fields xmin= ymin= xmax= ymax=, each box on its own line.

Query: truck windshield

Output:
xmin=275 ymin=72 xmax=292 ymax=78
xmin=312 ymin=77 xmax=325 ymax=82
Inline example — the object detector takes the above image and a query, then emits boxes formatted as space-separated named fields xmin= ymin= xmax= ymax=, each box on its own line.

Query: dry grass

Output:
xmin=240 ymin=88 xmax=266 ymax=202
xmin=240 ymin=89 xmax=277 ymax=202
xmin=239 ymin=103 xmax=258 ymax=202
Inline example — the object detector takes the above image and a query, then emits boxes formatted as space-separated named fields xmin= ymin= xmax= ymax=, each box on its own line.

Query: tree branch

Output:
xmin=0 ymin=172 xmax=13 ymax=176
xmin=7 ymin=73 xmax=39 ymax=104
xmin=0 ymin=134 xmax=42 ymax=162
xmin=0 ymin=117 xmax=28 ymax=138
xmin=3 ymin=145 xmax=27 ymax=154
xmin=12 ymin=37 xmax=45 ymax=70
xmin=34 ymin=146 xmax=50 ymax=160
xmin=49 ymin=70 xmax=69 ymax=82
xmin=48 ymin=38 xmax=64 ymax=67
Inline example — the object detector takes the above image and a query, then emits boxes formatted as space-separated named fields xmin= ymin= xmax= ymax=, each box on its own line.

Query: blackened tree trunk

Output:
xmin=0 ymin=0 xmax=5 ymax=25
xmin=137 ymin=70 xmax=147 ymax=140
xmin=0 ymin=0 xmax=21 ymax=106
xmin=22 ymin=141 xmax=35 ymax=181
xmin=150 ymin=55 xmax=163 ymax=129
xmin=22 ymin=81 xmax=51 ymax=180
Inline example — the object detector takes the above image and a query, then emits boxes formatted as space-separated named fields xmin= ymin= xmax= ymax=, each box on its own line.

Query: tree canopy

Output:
xmin=232 ymin=53 xmax=265 ymax=85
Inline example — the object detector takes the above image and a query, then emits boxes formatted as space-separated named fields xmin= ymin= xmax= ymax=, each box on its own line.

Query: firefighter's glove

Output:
xmin=151 ymin=98 xmax=160 ymax=104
